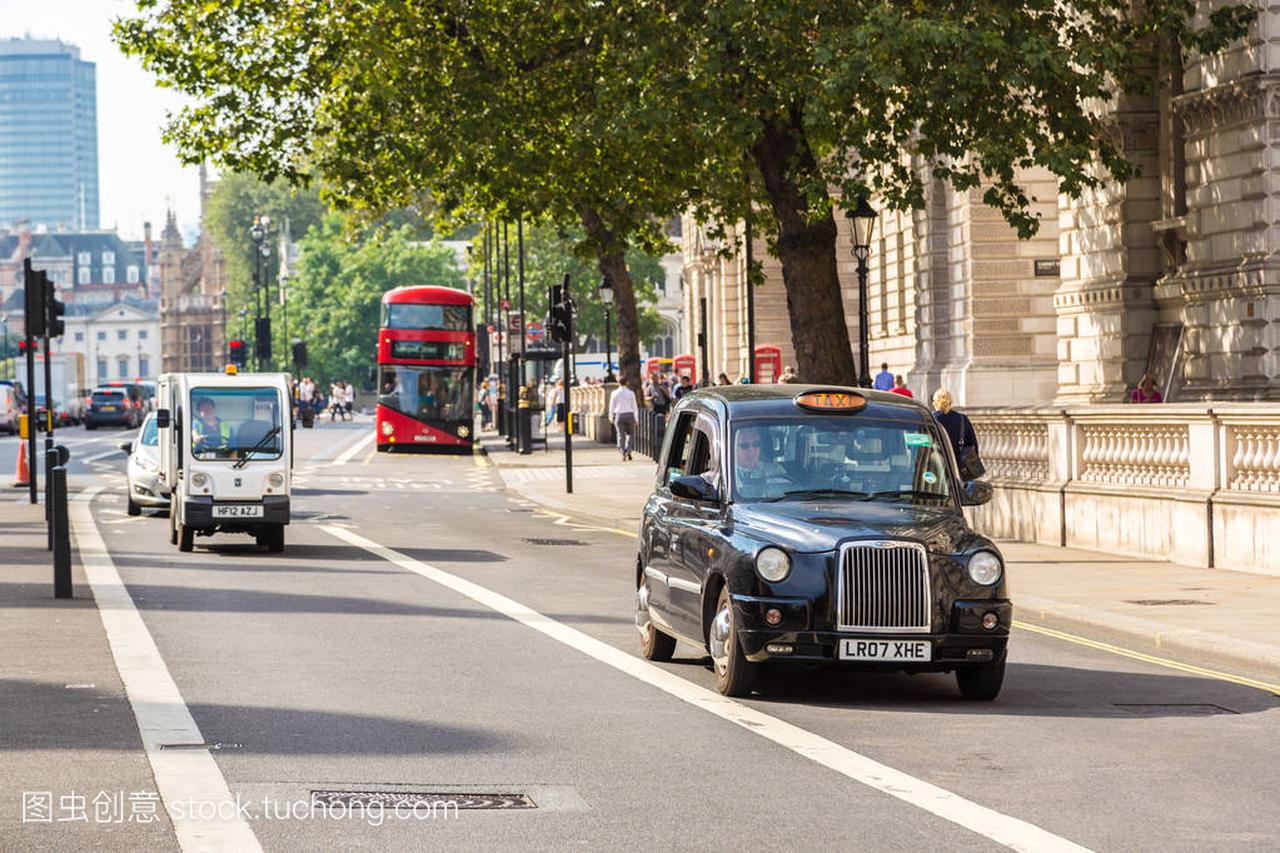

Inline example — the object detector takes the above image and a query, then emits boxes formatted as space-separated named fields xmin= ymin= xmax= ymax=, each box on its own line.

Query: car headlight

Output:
xmin=756 ymin=547 xmax=791 ymax=582
xmin=190 ymin=472 xmax=209 ymax=489
xmin=267 ymin=471 xmax=285 ymax=489
xmin=381 ymin=421 xmax=394 ymax=436
xmin=967 ymin=550 xmax=1003 ymax=585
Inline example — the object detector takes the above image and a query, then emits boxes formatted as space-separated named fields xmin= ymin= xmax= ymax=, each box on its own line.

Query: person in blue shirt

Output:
xmin=873 ymin=362 xmax=894 ymax=391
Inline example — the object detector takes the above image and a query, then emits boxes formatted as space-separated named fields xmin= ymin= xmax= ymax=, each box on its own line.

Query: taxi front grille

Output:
xmin=836 ymin=541 xmax=931 ymax=633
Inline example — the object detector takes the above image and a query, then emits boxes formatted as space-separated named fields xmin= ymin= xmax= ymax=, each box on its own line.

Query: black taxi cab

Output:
xmin=635 ymin=385 xmax=1010 ymax=699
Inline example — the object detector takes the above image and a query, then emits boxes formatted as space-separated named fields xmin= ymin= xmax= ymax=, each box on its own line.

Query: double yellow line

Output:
xmin=1015 ymin=621 xmax=1280 ymax=695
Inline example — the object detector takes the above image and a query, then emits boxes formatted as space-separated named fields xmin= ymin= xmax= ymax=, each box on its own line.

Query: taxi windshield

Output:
xmin=731 ymin=417 xmax=952 ymax=504
xmin=189 ymin=387 xmax=283 ymax=461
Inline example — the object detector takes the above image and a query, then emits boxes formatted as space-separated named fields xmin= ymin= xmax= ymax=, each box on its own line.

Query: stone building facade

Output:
xmin=157 ymin=169 xmax=226 ymax=373
xmin=683 ymin=9 xmax=1280 ymax=404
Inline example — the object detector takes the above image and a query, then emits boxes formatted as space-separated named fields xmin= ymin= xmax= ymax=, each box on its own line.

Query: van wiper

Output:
xmin=863 ymin=489 xmax=950 ymax=503
xmin=771 ymin=488 xmax=871 ymax=501
xmin=232 ymin=426 xmax=281 ymax=469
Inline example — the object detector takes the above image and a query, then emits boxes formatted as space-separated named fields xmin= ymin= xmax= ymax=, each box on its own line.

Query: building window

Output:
xmin=103 ymin=251 xmax=115 ymax=266
xmin=117 ymin=329 xmax=127 ymax=341
xmin=126 ymin=265 xmax=139 ymax=283
xmin=96 ymin=357 xmax=107 ymax=381
xmin=117 ymin=356 xmax=129 ymax=379
xmin=103 ymin=267 xmax=115 ymax=284
xmin=138 ymin=356 xmax=150 ymax=378
xmin=96 ymin=331 xmax=106 ymax=342
xmin=77 ymin=252 xmax=91 ymax=266
xmin=74 ymin=331 xmax=84 ymax=342
xmin=138 ymin=329 xmax=148 ymax=340
xmin=78 ymin=267 xmax=90 ymax=285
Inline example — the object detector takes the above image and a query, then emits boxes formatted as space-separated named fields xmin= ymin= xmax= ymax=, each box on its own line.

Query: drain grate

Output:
xmin=159 ymin=742 xmax=242 ymax=750
xmin=523 ymin=537 xmax=586 ymax=547
xmin=1113 ymin=704 xmax=1238 ymax=716
xmin=310 ymin=790 xmax=535 ymax=810
xmin=1123 ymin=599 xmax=1213 ymax=606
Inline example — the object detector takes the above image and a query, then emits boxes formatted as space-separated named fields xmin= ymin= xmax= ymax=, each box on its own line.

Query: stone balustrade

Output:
xmin=569 ymin=383 xmax=619 ymax=441
xmin=964 ymin=404 xmax=1280 ymax=577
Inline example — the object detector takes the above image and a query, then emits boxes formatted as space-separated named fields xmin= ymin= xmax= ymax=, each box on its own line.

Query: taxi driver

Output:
xmin=733 ymin=426 xmax=788 ymax=498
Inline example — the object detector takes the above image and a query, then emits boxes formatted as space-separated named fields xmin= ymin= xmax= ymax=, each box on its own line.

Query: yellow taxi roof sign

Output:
xmin=794 ymin=390 xmax=867 ymax=412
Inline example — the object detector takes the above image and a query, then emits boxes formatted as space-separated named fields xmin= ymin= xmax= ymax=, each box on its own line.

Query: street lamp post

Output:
xmin=250 ymin=215 xmax=271 ymax=370
xmin=845 ymin=196 xmax=878 ymax=388
xmin=598 ymin=277 xmax=615 ymax=383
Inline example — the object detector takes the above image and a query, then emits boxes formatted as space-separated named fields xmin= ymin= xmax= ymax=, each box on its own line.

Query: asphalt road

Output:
xmin=5 ymin=421 xmax=1279 ymax=851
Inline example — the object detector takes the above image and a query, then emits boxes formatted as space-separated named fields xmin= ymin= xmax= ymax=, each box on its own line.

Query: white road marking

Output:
xmin=332 ymin=431 xmax=375 ymax=465
xmin=84 ymin=448 xmax=125 ymax=464
xmin=320 ymin=525 xmax=1091 ymax=853
xmin=71 ymin=488 xmax=262 ymax=852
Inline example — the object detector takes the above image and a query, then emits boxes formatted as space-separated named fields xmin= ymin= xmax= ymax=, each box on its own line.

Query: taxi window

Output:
xmin=662 ymin=412 xmax=697 ymax=485
xmin=686 ymin=421 xmax=722 ymax=494
xmin=730 ymin=417 xmax=953 ymax=504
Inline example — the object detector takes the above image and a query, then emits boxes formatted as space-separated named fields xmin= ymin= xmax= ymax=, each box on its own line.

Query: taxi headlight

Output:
xmin=755 ymin=547 xmax=791 ymax=583
xmin=190 ymin=472 xmax=209 ymax=489
xmin=967 ymin=550 xmax=1003 ymax=586
xmin=267 ymin=471 xmax=285 ymax=489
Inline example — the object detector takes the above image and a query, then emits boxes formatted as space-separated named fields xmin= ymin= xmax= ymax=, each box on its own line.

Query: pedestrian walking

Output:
xmin=1129 ymin=374 xmax=1163 ymax=403
xmin=873 ymin=362 xmax=894 ymax=391
xmin=649 ymin=373 xmax=671 ymax=414
xmin=780 ymin=365 xmax=800 ymax=383
xmin=890 ymin=375 xmax=913 ymax=398
xmin=609 ymin=373 xmax=638 ymax=461
xmin=932 ymin=388 xmax=984 ymax=480
xmin=343 ymin=381 xmax=354 ymax=417
xmin=673 ymin=374 xmax=695 ymax=400
xmin=478 ymin=379 xmax=492 ymax=428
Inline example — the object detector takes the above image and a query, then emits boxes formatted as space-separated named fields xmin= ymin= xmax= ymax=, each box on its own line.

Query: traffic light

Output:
xmin=46 ymin=279 xmax=65 ymax=339
xmin=254 ymin=318 xmax=272 ymax=363
xmin=291 ymin=339 xmax=307 ymax=369
xmin=548 ymin=276 xmax=573 ymax=344
xmin=17 ymin=339 xmax=37 ymax=354
xmin=22 ymin=260 xmax=46 ymax=338
xmin=228 ymin=339 xmax=247 ymax=368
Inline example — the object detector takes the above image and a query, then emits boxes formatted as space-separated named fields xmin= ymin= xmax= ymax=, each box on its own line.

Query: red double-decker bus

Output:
xmin=375 ymin=286 xmax=476 ymax=452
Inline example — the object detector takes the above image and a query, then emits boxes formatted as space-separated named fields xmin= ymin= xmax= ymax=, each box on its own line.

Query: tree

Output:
xmin=285 ymin=214 xmax=464 ymax=385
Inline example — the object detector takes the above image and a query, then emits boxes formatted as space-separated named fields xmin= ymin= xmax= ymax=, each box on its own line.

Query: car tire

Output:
xmin=267 ymin=525 xmax=285 ymax=553
xmin=709 ymin=585 xmax=758 ymax=697
xmin=638 ymin=578 xmax=676 ymax=662
xmin=127 ymin=495 xmax=141 ymax=516
xmin=956 ymin=659 xmax=1005 ymax=700
xmin=178 ymin=522 xmax=194 ymax=552
xmin=169 ymin=500 xmax=178 ymax=545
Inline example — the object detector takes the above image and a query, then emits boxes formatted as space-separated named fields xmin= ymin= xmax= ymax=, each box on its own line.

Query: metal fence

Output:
xmin=635 ymin=409 xmax=666 ymax=461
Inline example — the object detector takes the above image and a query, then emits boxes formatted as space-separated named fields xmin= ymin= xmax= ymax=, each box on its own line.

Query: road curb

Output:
xmin=1014 ymin=594 xmax=1280 ymax=688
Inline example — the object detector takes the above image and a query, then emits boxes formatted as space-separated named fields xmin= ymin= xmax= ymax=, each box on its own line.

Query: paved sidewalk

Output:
xmin=481 ymin=432 xmax=1280 ymax=686
xmin=0 ymin=493 xmax=176 ymax=849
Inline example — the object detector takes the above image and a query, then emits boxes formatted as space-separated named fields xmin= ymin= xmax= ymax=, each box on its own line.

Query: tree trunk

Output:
xmin=750 ymin=113 xmax=857 ymax=385
xmin=579 ymin=206 xmax=643 ymax=398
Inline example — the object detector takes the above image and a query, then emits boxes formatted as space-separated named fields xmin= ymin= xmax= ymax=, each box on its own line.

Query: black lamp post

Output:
xmin=845 ymin=196 xmax=878 ymax=388
xmin=599 ymin=277 xmax=615 ymax=383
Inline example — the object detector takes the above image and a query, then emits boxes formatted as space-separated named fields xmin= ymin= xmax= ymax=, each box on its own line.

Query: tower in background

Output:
xmin=0 ymin=38 xmax=100 ymax=231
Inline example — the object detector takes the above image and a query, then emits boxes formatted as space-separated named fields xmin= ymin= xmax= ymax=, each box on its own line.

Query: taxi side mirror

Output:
xmin=156 ymin=408 xmax=171 ymax=429
xmin=670 ymin=474 xmax=719 ymax=503
xmin=960 ymin=480 xmax=993 ymax=506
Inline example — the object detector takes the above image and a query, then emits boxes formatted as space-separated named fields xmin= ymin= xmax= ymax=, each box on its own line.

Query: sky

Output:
xmin=5 ymin=1 xmax=202 ymax=242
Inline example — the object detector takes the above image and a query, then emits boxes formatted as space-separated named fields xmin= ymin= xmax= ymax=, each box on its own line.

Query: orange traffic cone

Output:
xmin=12 ymin=442 xmax=29 ymax=487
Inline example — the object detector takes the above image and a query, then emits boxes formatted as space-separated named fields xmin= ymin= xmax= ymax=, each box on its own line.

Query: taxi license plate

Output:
xmin=838 ymin=639 xmax=932 ymax=662
xmin=212 ymin=504 xmax=263 ymax=519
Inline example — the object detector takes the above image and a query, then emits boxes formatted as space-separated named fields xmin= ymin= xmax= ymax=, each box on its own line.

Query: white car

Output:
xmin=122 ymin=413 xmax=166 ymax=515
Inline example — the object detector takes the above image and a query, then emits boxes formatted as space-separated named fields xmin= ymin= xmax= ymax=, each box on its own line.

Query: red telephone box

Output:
xmin=753 ymin=345 xmax=782 ymax=383
xmin=646 ymin=357 xmax=672 ymax=378
xmin=673 ymin=354 xmax=697 ymax=382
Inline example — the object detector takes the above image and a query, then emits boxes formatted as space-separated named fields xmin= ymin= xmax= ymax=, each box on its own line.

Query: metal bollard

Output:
xmin=51 ymin=464 xmax=72 ymax=599
xmin=45 ymin=438 xmax=54 ymax=550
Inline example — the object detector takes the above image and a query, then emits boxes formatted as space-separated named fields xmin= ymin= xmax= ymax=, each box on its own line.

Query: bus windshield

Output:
xmin=382 ymin=302 xmax=471 ymax=331
xmin=378 ymin=366 xmax=473 ymax=423
xmin=190 ymin=387 xmax=283 ymax=461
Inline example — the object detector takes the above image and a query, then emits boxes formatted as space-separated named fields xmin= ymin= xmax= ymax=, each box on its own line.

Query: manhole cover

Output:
xmin=523 ymin=538 xmax=586 ymax=546
xmin=1113 ymin=704 xmax=1238 ymax=716
xmin=1123 ymin=599 xmax=1214 ymax=606
xmin=310 ymin=790 xmax=535 ymax=810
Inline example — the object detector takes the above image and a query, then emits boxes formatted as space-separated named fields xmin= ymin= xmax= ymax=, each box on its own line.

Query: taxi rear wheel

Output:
xmin=710 ymin=586 xmax=758 ymax=697
xmin=956 ymin=659 xmax=1005 ymax=700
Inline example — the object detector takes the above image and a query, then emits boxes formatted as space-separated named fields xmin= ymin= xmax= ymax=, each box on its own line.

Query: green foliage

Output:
xmin=283 ymin=214 xmax=464 ymax=385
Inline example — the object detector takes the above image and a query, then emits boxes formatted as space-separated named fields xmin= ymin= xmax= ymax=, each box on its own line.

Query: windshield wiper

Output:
xmin=863 ymin=489 xmax=950 ymax=503
xmin=768 ymin=488 xmax=871 ymax=502
xmin=232 ymin=426 xmax=282 ymax=469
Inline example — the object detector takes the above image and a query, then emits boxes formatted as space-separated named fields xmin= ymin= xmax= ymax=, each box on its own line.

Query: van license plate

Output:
xmin=212 ymin=504 xmax=263 ymax=518
xmin=838 ymin=639 xmax=931 ymax=662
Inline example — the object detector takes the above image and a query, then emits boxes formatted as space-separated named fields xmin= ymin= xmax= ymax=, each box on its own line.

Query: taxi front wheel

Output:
xmin=956 ymin=659 xmax=1005 ymax=700
xmin=710 ymin=586 xmax=758 ymax=697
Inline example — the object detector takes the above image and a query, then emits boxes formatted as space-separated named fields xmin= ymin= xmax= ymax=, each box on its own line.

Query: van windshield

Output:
xmin=189 ymin=387 xmax=283 ymax=461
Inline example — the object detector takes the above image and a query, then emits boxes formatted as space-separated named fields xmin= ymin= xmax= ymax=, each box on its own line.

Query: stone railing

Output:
xmin=964 ymin=404 xmax=1280 ymax=577
xmin=569 ymin=383 xmax=619 ymax=442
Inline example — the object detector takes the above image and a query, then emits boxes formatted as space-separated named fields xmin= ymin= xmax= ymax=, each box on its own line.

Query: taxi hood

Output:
xmin=731 ymin=500 xmax=979 ymax=555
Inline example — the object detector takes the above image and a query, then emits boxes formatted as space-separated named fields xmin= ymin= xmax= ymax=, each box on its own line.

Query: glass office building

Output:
xmin=0 ymin=38 xmax=100 ymax=230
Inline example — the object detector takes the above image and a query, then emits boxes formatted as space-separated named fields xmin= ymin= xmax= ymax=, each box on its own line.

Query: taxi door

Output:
xmin=643 ymin=411 xmax=698 ymax=632
xmin=665 ymin=413 xmax=724 ymax=637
